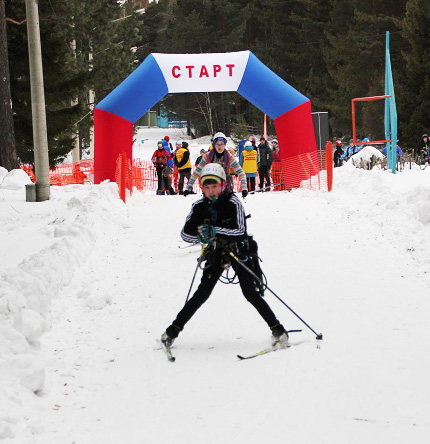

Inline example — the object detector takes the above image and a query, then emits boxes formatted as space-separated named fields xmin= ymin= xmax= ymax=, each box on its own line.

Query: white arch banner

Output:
xmin=152 ymin=51 xmax=250 ymax=93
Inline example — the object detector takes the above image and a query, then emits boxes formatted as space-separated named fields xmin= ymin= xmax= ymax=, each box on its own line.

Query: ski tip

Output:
xmin=237 ymin=355 xmax=245 ymax=360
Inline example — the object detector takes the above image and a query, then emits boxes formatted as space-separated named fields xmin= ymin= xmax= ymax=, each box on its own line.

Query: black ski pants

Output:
xmin=258 ymin=166 xmax=271 ymax=189
xmin=167 ymin=256 xmax=280 ymax=337
xmin=156 ymin=166 xmax=167 ymax=192
xmin=178 ymin=169 xmax=191 ymax=192
xmin=247 ymin=176 xmax=256 ymax=192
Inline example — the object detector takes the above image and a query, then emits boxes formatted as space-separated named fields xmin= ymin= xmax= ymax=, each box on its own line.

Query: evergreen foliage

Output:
xmin=4 ymin=0 xmax=429 ymax=161
xmin=6 ymin=0 xmax=142 ymax=166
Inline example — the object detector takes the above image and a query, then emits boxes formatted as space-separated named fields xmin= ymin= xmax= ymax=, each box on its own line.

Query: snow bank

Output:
xmin=0 ymin=169 xmax=32 ymax=191
xmin=0 ymin=167 xmax=8 ymax=183
xmin=348 ymin=146 xmax=384 ymax=169
xmin=333 ymin=164 xmax=430 ymax=271
xmin=0 ymin=182 xmax=126 ymax=440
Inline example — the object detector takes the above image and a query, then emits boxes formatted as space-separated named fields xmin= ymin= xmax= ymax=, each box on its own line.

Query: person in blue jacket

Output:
xmin=382 ymin=143 xmax=404 ymax=159
xmin=162 ymin=136 xmax=177 ymax=195
xmin=342 ymin=139 xmax=357 ymax=161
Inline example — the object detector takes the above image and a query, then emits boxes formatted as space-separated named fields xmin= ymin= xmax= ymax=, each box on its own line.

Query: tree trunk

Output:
xmin=0 ymin=0 xmax=19 ymax=170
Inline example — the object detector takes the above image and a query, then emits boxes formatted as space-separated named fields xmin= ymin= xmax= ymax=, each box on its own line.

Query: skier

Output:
xmin=161 ymin=163 xmax=289 ymax=348
xmin=240 ymin=141 xmax=259 ymax=192
xmin=333 ymin=140 xmax=344 ymax=167
xmin=183 ymin=132 xmax=248 ymax=197
xmin=174 ymin=141 xmax=192 ymax=195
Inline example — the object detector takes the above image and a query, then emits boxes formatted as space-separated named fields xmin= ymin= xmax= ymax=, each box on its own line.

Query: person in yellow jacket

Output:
xmin=174 ymin=141 xmax=192 ymax=194
xmin=239 ymin=141 xmax=260 ymax=192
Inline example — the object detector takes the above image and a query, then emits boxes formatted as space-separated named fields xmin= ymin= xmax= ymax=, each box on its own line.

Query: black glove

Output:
xmin=242 ymin=190 xmax=248 ymax=198
xmin=183 ymin=189 xmax=191 ymax=197
xmin=197 ymin=224 xmax=216 ymax=243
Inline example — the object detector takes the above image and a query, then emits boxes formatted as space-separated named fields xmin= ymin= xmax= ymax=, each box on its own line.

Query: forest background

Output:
xmin=2 ymin=0 xmax=429 ymax=167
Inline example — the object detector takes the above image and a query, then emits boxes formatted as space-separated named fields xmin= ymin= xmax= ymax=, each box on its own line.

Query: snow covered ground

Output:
xmin=1 ymin=130 xmax=430 ymax=443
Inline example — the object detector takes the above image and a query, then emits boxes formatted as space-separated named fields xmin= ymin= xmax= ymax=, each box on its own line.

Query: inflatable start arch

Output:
xmin=94 ymin=51 xmax=319 ymax=186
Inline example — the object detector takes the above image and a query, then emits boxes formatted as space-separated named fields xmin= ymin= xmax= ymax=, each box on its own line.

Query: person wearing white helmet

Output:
xmin=184 ymin=132 xmax=248 ymax=198
xmin=161 ymin=162 xmax=289 ymax=351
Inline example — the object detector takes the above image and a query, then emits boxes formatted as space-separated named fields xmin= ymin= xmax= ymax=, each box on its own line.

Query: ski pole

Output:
xmin=184 ymin=243 xmax=209 ymax=305
xmin=222 ymin=245 xmax=323 ymax=340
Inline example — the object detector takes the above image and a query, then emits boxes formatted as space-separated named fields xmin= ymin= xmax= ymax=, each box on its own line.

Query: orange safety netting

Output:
xmin=20 ymin=159 xmax=94 ymax=186
xmin=20 ymin=148 xmax=332 ymax=200
xmin=115 ymin=152 xmax=133 ymax=203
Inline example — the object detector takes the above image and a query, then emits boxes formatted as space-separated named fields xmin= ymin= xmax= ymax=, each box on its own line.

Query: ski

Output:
xmin=237 ymin=342 xmax=290 ymax=360
xmin=161 ymin=342 xmax=176 ymax=362
xmin=237 ymin=337 xmax=306 ymax=360
xmin=249 ymin=183 xmax=283 ymax=194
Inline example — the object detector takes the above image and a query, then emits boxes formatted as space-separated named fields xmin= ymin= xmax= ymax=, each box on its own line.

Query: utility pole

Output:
xmin=25 ymin=0 xmax=50 ymax=201
xmin=0 ymin=0 xmax=19 ymax=171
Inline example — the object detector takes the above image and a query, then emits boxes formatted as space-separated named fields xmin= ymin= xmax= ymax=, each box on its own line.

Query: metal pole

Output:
xmin=352 ymin=99 xmax=356 ymax=145
xmin=25 ymin=0 xmax=50 ymax=201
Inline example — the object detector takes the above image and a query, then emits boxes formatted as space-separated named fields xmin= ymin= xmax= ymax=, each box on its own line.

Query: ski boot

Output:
xmin=270 ymin=323 xmax=289 ymax=348
xmin=161 ymin=332 xmax=175 ymax=347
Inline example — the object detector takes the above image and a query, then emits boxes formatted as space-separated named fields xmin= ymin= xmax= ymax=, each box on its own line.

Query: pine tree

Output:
xmin=324 ymin=0 xmax=407 ymax=138
xmin=134 ymin=0 xmax=254 ymax=136
xmin=0 ymin=0 xmax=18 ymax=170
xmin=399 ymin=0 xmax=430 ymax=150
xmin=6 ymin=0 xmax=142 ymax=166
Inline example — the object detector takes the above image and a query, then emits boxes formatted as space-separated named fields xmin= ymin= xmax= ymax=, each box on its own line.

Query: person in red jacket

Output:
xmin=271 ymin=140 xmax=281 ymax=162
xmin=152 ymin=141 xmax=172 ymax=195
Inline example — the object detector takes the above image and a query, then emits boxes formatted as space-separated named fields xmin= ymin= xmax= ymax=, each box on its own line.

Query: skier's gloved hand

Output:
xmin=242 ymin=190 xmax=248 ymax=198
xmin=197 ymin=224 xmax=216 ymax=243
xmin=183 ymin=189 xmax=191 ymax=197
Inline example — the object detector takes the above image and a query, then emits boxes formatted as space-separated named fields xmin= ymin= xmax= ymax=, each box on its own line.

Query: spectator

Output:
xmin=240 ymin=141 xmax=259 ymax=192
xmin=195 ymin=148 xmax=206 ymax=167
xmin=382 ymin=144 xmax=404 ymax=159
xmin=152 ymin=141 xmax=172 ymax=195
xmin=257 ymin=137 xmax=273 ymax=191
xmin=270 ymin=140 xmax=281 ymax=187
xmin=342 ymin=139 xmax=359 ymax=161
xmin=173 ymin=140 xmax=182 ymax=157
xmin=333 ymin=140 xmax=344 ymax=167
xmin=172 ymin=141 xmax=182 ymax=191
xmin=174 ymin=142 xmax=192 ymax=195
xmin=417 ymin=134 xmax=430 ymax=164
xmin=162 ymin=137 xmax=176 ymax=195
xmin=271 ymin=140 xmax=281 ymax=162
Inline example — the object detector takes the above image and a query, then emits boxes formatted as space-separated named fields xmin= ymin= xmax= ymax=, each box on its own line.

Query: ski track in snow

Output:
xmin=31 ymin=186 xmax=430 ymax=444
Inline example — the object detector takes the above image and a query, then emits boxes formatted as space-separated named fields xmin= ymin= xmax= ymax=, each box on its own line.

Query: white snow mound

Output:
xmin=0 ymin=169 xmax=33 ymax=190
